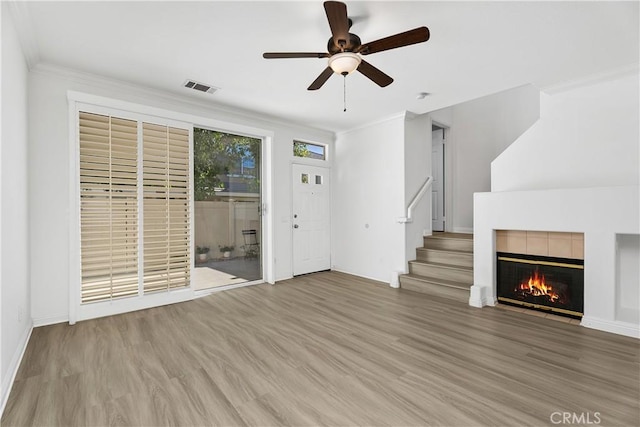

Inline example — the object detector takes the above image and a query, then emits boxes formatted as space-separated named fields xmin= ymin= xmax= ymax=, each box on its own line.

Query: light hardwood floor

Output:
xmin=2 ymin=271 xmax=638 ymax=426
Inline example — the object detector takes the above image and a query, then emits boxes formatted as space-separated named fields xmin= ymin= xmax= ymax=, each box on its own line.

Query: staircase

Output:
xmin=399 ymin=232 xmax=473 ymax=303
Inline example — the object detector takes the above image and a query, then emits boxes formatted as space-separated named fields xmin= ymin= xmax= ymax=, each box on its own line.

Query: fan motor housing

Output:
xmin=327 ymin=33 xmax=361 ymax=54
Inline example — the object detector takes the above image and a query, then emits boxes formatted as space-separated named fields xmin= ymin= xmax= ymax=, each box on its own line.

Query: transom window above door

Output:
xmin=293 ymin=141 xmax=326 ymax=161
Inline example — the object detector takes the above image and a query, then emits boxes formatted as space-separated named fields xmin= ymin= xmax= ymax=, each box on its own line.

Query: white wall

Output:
xmin=431 ymin=85 xmax=540 ymax=232
xmin=1 ymin=4 xmax=32 ymax=410
xmin=28 ymin=65 xmax=333 ymax=325
xmin=404 ymin=113 xmax=431 ymax=265
xmin=331 ymin=83 xmax=540 ymax=283
xmin=332 ymin=114 xmax=406 ymax=283
xmin=492 ymin=74 xmax=639 ymax=191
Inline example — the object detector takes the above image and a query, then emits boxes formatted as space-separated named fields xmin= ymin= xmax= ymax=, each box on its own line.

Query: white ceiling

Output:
xmin=17 ymin=1 xmax=639 ymax=132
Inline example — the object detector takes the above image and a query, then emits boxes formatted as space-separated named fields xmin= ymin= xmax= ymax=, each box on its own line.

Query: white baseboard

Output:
xmin=453 ymin=226 xmax=474 ymax=234
xmin=331 ymin=268 xmax=388 ymax=286
xmin=32 ymin=314 xmax=69 ymax=327
xmin=1 ymin=322 xmax=33 ymax=416
xmin=581 ymin=316 xmax=640 ymax=339
xmin=468 ymin=284 xmax=487 ymax=307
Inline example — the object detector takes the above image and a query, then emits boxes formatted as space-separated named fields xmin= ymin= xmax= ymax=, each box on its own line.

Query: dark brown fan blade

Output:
xmin=324 ymin=1 xmax=350 ymax=47
xmin=263 ymin=52 xmax=329 ymax=59
xmin=308 ymin=67 xmax=334 ymax=90
xmin=358 ymin=27 xmax=430 ymax=55
xmin=357 ymin=60 xmax=393 ymax=87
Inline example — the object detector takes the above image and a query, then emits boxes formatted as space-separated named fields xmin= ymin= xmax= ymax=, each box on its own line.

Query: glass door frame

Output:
xmin=191 ymin=122 xmax=273 ymax=295
xmin=68 ymin=91 xmax=275 ymax=324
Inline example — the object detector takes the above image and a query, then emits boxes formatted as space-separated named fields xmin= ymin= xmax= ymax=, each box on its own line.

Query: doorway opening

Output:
xmin=192 ymin=128 xmax=263 ymax=290
xmin=432 ymin=123 xmax=448 ymax=232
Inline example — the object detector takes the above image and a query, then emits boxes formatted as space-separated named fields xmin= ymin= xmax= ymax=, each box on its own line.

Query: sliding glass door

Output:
xmin=193 ymin=128 xmax=262 ymax=290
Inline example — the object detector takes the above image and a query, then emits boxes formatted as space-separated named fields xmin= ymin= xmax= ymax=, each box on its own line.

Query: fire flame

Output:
xmin=517 ymin=269 xmax=559 ymax=302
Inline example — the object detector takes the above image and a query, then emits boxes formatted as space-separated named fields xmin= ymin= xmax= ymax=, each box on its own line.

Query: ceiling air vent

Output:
xmin=183 ymin=79 xmax=218 ymax=94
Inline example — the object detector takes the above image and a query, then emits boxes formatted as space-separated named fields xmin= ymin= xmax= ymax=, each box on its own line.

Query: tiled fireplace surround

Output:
xmin=472 ymin=185 xmax=639 ymax=338
xmin=495 ymin=230 xmax=583 ymax=260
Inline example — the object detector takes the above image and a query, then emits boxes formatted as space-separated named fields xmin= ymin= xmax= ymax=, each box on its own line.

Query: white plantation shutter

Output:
xmin=143 ymin=123 xmax=191 ymax=293
xmin=78 ymin=111 xmax=191 ymax=306
xmin=79 ymin=112 xmax=139 ymax=303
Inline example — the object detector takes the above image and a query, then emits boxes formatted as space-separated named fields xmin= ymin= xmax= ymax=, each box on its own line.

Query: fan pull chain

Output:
xmin=343 ymin=75 xmax=347 ymax=112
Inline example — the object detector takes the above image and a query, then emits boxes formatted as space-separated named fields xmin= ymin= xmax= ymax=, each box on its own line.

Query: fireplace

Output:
xmin=497 ymin=252 xmax=584 ymax=318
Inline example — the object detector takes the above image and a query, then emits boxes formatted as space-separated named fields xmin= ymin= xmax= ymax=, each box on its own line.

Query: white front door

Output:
xmin=292 ymin=164 xmax=331 ymax=276
xmin=432 ymin=129 xmax=445 ymax=232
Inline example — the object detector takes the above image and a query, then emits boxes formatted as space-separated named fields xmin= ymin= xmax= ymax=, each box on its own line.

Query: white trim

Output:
xmin=581 ymin=316 xmax=640 ymax=339
xmin=76 ymin=289 xmax=194 ymax=322
xmin=541 ymin=63 xmax=640 ymax=95
xmin=68 ymin=94 xmax=206 ymax=130
xmin=264 ymin=135 xmax=275 ymax=284
xmin=194 ymin=279 xmax=265 ymax=298
xmin=189 ymin=126 xmax=196 ymax=290
xmin=137 ymin=120 xmax=145 ymax=298
xmin=68 ymin=98 xmax=80 ymax=325
xmin=32 ymin=315 xmax=68 ymax=328
xmin=336 ymin=111 xmax=407 ymax=138
xmin=38 ymin=63 xmax=333 ymax=135
xmin=0 ymin=322 xmax=32 ymax=416
xmin=5 ymin=1 xmax=40 ymax=69
xmin=468 ymin=285 xmax=487 ymax=308
xmin=469 ymin=286 xmax=497 ymax=307
xmin=453 ymin=227 xmax=474 ymax=234
xmin=331 ymin=268 xmax=388 ymax=287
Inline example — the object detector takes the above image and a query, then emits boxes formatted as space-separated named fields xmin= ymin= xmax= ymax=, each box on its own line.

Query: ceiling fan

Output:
xmin=263 ymin=1 xmax=430 ymax=91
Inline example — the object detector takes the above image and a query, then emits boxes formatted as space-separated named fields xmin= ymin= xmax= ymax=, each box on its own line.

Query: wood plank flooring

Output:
xmin=2 ymin=271 xmax=639 ymax=426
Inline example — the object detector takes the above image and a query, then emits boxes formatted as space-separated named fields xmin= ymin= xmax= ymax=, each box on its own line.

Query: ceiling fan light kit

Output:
xmin=262 ymin=1 xmax=430 ymax=93
xmin=329 ymin=52 xmax=361 ymax=75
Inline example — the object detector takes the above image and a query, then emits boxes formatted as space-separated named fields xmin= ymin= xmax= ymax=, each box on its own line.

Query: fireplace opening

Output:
xmin=497 ymin=253 xmax=584 ymax=318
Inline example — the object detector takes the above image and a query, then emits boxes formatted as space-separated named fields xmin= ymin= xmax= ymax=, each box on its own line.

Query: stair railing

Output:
xmin=397 ymin=176 xmax=433 ymax=223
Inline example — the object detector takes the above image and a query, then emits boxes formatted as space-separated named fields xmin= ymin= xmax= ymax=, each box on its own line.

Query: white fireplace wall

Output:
xmin=491 ymin=72 xmax=639 ymax=191
xmin=616 ymin=234 xmax=640 ymax=325
xmin=474 ymin=186 xmax=639 ymax=337
xmin=473 ymin=71 xmax=640 ymax=338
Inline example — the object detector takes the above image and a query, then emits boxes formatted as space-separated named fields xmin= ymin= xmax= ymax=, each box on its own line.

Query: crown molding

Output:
xmin=31 ymin=62 xmax=334 ymax=138
xmin=336 ymin=111 xmax=409 ymax=137
xmin=6 ymin=0 xmax=40 ymax=69
xmin=541 ymin=63 xmax=640 ymax=95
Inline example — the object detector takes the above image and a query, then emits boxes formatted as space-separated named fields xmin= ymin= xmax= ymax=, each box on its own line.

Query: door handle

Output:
xmin=293 ymin=224 xmax=299 ymax=229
